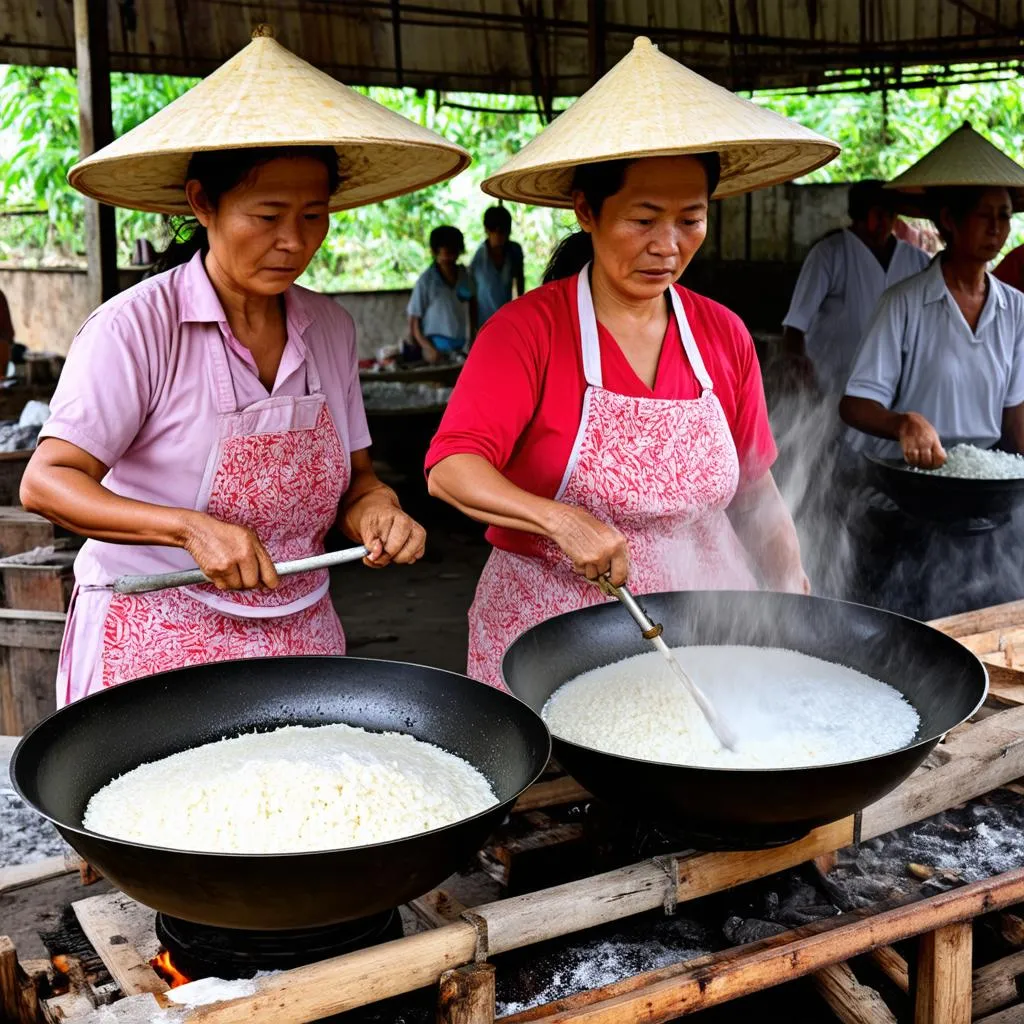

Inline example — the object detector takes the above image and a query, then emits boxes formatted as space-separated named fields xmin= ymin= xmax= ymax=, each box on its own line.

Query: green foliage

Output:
xmin=3 ymin=64 xmax=1024 ymax=285
xmin=0 ymin=66 xmax=196 ymax=264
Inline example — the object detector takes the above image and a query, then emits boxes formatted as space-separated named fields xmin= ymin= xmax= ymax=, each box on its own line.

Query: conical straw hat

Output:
xmin=884 ymin=122 xmax=1024 ymax=209
xmin=482 ymin=37 xmax=838 ymax=207
xmin=68 ymin=26 xmax=470 ymax=214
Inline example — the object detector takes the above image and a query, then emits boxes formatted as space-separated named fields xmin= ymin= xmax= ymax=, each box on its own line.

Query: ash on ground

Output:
xmin=828 ymin=789 xmax=1024 ymax=908
xmin=494 ymin=912 xmax=716 ymax=1016
xmin=1 ymin=777 xmax=64 ymax=867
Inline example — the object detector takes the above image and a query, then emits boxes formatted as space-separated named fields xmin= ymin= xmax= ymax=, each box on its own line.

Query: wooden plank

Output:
xmin=498 ymin=874 xmax=1024 ymax=1024
xmin=74 ymin=0 xmax=118 ymax=309
xmin=513 ymin=777 xmax=591 ymax=813
xmin=184 ymin=923 xmax=480 ymax=1023
xmin=972 ymin=951 xmax=1024 ymax=1019
xmin=930 ymin=602 xmax=1024 ymax=639
xmin=954 ymin=629 xmax=1024 ymax=658
xmin=811 ymin=962 xmax=897 ymax=1024
xmin=869 ymin=946 xmax=910 ymax=994
xmin=438 ymin=964 xmax=496 ymax=1024
xmin=0 ymin=936 xmax=37 ymax=1024
xmin=915 ymin=923 xmax=972 ymax=1024
xmin=73 ymin=894 xmax=169 ymax=997
xmin=861 ymin=706 xmax=1024 ymax=841
xmin=0 ymin=855 xmax=70 ymax=895
xmin=407 ymin=889 xmax=467 ymax=930
xmin=977 ymin=1006 xmax=1024 ymax=1024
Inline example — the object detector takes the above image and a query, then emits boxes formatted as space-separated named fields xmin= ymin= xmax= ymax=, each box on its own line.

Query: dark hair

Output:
xmin=928 ymin=185 xmax=1000 ymax=245
xmin=483 ymin=205 xmax=512 ymax=234
xmin=151 ymin=146 xmax=342 ymax=275
xmin=430 ymin=225 xmax=465 ymax=256
xmin=542 ymin=153 xmax=722 ymax=283
xmin=847 ymin=180 xmax=893 ymax=222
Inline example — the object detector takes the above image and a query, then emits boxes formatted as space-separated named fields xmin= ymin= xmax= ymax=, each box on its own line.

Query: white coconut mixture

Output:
xmin=543 ymin=646 xmax=920 ymax=769
xmin=911 ymin=444 xmax=1024 ymax=480
xmin=82 ymin=724 xmax=497 ymax=854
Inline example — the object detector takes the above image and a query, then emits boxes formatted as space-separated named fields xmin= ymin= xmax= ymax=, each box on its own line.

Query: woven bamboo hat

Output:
xmin=482 ymin=37 xmax=838 ymax=207
xmin=68 ymin=26 xmax=470 ymax=214
xmin=884 ymin=122 xmax=1024 ymax=210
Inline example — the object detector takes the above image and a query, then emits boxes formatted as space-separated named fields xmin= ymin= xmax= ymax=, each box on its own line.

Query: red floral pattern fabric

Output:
xmin=99 ymin=400 xmax=349 ymax=688
xmin=187 ymin=405 xmax=347 ymax=609
xmin=101 ymin=592 xmax=344 ymax=687
xmin=467 ymin=389 xmax=756 ymax=689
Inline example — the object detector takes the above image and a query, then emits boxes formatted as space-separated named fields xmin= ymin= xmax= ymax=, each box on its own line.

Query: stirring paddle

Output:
xmin=598 ymin=578 xmax=739 ymax=751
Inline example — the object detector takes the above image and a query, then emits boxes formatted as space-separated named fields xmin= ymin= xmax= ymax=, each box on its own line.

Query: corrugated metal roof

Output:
xmin=1 ymin=0 xmax=1022 ymax=94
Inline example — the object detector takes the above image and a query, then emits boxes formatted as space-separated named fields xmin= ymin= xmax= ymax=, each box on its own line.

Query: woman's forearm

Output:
xmin=427 ymin=453 xmax=565 ymax=537
xmin=727 ymin=474 xmax=806 ymax=592
xmin=21 ymin=449 xmax=192 ymax=547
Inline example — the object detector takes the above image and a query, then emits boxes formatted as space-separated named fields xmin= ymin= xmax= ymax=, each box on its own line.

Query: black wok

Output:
xmin=503 ymin=591 xmax=986 ymax=849
xmin=11 ymin=656 xmax=550 ymax=930
xmin=866 ymin=452 xmax=1024 ymax=525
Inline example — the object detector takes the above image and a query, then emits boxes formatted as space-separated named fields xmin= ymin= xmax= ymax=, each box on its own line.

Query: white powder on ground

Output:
xmin=83 ymin=724 xmax=497 ymax=854
xmin=543 ymin=646 xmax=919 ymax=769
xmin=911 ymin=444 xmax=1024 ymax=479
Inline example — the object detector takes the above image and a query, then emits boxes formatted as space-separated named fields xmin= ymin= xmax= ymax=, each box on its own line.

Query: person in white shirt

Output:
xmin=841 ymin=186 xmax=1024 ymax=466
xmin=837 ymin=124 xmax=1024 ymax=621
xmin=782 ymin=180 xmax=930 ymax=395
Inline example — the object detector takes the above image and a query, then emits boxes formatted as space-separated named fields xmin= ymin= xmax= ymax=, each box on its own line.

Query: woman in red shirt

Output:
xmin=426 ymin=38 xmax=838 ymax=687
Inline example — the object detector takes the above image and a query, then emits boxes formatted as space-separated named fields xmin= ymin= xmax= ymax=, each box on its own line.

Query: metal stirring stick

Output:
xmin=114 ymin=545 xmax=371 ymax=595
xmin=598 ymin=578 xmax=738 ymax=751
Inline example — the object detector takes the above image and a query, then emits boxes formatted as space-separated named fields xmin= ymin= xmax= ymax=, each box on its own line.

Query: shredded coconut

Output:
xmin=910 ymin=444 xmax=1024 ymax=479
xmin=83 ymin=724 xmax=497 ymax=853
xmin=543 ymin=646 xmax=920 ymax=769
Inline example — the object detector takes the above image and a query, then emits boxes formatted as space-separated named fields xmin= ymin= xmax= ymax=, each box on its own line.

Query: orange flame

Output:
xmin=151 ymin=950 xmax=190 ymax=988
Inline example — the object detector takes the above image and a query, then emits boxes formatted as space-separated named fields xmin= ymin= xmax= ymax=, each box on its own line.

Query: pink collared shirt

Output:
xmin=40 ymin=251 xmax=371 ymax=586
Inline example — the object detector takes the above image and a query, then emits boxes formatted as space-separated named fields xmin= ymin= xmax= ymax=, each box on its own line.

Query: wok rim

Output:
xmin=864 ymin=452 xmax=1024 ymax=493
xmin=503 ymin=590 xmax=989 ymax=775
xmin=10 ymin=654 xmax=552 ymax=860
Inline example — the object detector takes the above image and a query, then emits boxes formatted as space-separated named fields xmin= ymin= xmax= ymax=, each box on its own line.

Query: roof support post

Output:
xmin=74 ymin=0 xmax=119 ymax=310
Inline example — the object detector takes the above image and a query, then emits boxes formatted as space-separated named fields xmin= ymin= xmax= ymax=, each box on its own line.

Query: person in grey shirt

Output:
xmin=406 ymin=226 xmax=477 ymax=363
xmin=470 ymin=206 xmax=525 ymax=325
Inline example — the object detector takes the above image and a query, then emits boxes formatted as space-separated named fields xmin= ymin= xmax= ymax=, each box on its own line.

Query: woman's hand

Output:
xmin=181 ymin=512 xmax=279 ymax=591
xmin=348 ymin=491 xmax=426 ymax=568
xmin=898 ymin=413 xmax=946 ymax=469
xmin=547 ymin=505 xmax=630 ymax=586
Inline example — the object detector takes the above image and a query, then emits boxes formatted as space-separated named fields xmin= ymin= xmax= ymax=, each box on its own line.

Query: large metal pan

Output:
xmin=503 ymin=591 xmax=986 ymax=849
xmin=11 ymin=656 xmax=550 ymax=930
xmin=866 ymin=452 xmax=1024 ymax=525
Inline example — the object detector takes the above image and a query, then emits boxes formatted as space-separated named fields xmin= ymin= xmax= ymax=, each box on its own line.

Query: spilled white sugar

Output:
xmin=83 ymin=724 xmax=497 ymax=854
xmin=911 ymin=443 xmax=1024 ymax=480
xmin=543 ymin=646 xmax=920 ymax=769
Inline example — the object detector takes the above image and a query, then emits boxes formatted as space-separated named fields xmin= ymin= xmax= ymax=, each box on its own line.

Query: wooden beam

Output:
xmin=972 ymin=950 xmax=1024 ymax=1019
xmin=914 ymin=923 xmax=972 ymax=1024
xmin=0 ymin=855 xmax=70 ymax=895
xmin=869 ymin=946 xmax=910 ymax=995
xmin=812 ymin=962 xmax=897 ymax=1024
xmin=586 ymin=0 xmax=606 ymax=84
xmin=976 ymin=1006 xmax=1024 ymax=1024
xmin=438 ymin=964 xmax=496 ymax=1024
xmin=497 ymin=873 xmax=1024 ymax=1024
xmin=513 ymin=776 xmax=591 ymax=813
xmin=73 ymin=0 xmax=118 ymax=311
xmin=73 ymin=895 xmax=168 ymax=997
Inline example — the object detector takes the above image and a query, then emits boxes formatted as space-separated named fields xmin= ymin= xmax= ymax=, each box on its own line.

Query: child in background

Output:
xmin=470 ymin=206 xmax=525 ymax=325
xmin=406 ymin=226 xmax=477 ymax=363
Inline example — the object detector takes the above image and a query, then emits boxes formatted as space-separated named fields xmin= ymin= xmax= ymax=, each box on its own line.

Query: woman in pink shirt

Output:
xmin=20 ymin=31 xmax=468 ymax=704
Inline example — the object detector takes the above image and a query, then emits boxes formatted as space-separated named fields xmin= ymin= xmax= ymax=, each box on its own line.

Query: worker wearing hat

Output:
xmin=842 ymin=123 xmax=1024 ymax=469
xmin=425 ymin=37 xmax=840 ymax=688
xmin=21 ymin=28 xmax=469 ymax=704
xmin=839 ymin=123 xmax=1024 ymax=620
xmin=782 ymin=180 xmax=931 ymax=397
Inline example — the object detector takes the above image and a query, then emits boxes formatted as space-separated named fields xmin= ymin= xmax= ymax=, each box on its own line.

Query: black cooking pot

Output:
xmin=503 ymin=590 xmax=986 ymax=849
xmin=866 ymin=453 xmax=1024 ymax=525
xmin=11 ymin=656 xmax=550 ymax=930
